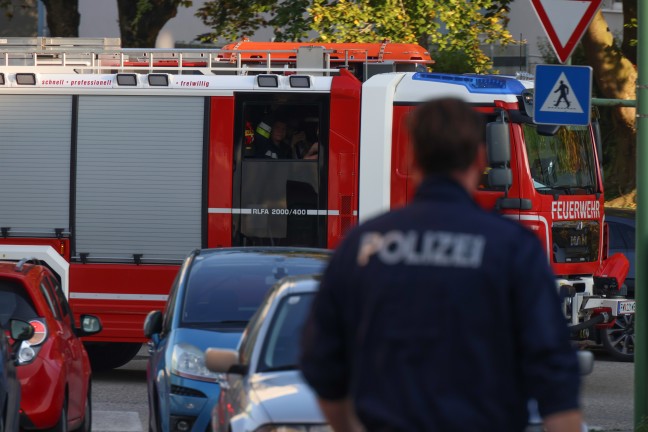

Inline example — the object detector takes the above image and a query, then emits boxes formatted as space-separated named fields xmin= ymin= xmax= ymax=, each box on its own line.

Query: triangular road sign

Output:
xmin=530 ymin=0 xmax=602 ymax=64
xmin=539 ymin=72 xmax=584 ymax=114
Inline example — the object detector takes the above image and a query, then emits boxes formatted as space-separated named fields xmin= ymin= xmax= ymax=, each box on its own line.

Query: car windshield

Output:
xmin=0 ymin=280 xmax=38 ymax=327
xmin=258 ymin=293 xmax=315 ymax=372
xmin=180 ymin=254 xmax=325 ymax=328
xmin=524 ymin=124 xmax=598 ymax=195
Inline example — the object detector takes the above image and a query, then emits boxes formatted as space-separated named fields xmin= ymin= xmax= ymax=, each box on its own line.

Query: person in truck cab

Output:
xmin=300 ymin=97 xmax=582 ymax=432
xmin=254 ymin=119 xmax=292 ymax=159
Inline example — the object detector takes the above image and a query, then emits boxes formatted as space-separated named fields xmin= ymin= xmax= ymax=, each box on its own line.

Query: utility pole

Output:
xmin=636 ymin=0 xmax=648 ymax=429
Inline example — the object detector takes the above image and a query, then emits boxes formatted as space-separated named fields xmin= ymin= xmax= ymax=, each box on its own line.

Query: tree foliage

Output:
xmin=195 ymin=0 xmax=312 ymax=43
xmin=196 ymin=0 xmax=515 ymax=72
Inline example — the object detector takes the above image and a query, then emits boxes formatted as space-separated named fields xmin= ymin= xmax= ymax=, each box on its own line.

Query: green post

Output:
xmin=637 ymin=0 xmax=648 ymax=428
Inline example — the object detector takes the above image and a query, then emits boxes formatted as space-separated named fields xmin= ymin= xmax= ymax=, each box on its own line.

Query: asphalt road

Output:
xmin=583 ymin=349 xmax=634 ymax=432
xmin=90 ymin=346 xmax=634 ymax=432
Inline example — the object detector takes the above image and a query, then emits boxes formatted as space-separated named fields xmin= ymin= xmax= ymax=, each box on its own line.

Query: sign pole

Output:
xmin=636 ymin=0 xmax=648 ymax=428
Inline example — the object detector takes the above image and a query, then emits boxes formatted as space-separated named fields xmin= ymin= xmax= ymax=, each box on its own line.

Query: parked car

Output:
xmin=144 ymin=247 xmax=330 ymax=432
xmin=601 ymin=207 xmax=636 ymax=361
xmin=0 ymin=258 xmax=102 ymax=431
xmin=605 ymin=207 xmax=636 ymax=297
xmin=205 ymin=274 xmax=327 ymax=432
xmin=0 ymin=317 xmax=34 ymax=432
xmin=206 ymin=275 xmax=596 ymax=432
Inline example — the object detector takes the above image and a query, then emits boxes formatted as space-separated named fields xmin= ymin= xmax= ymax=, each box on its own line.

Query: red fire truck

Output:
xmin=0 ymin=38 xmax=632 ymax=368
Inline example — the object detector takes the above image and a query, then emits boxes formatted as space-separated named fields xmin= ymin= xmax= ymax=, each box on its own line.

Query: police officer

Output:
xmin=300 ymin=98 xmax=582 ymax=432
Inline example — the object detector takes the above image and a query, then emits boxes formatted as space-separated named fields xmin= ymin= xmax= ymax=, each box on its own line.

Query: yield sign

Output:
xmin=530 ymin=0 xmax=602 ymax=64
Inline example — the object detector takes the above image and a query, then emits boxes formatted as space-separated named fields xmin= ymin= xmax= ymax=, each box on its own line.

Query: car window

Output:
xmin=40 ymin=281 xmax=62 ymax=321
xmin=239 ymin=292 xmax=274 ymax=365
xmin=181 ymin=256 xmax=326 ymax=327
xmin=0 ymin=280 xmax=38 ymax=327
xmin=162 ymin=270 xmax=182 ymax=335
xmin=608 ymin=222 xmax=627 ymax=250
xmin=48 ymin=275 xmax=69 ymax=317
xmin=258 ymin=293 xmax=315 ymax=372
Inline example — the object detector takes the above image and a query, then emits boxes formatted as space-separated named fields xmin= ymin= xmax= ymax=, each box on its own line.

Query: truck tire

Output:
xmin=85 ymin=343 xmax=143 ymax=371
xmin=601 ymin=314 xmax=635 ymax=362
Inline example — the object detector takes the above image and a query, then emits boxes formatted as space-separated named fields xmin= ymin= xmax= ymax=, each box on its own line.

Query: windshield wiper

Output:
xmin=213 ymin=320 xmax=249 ymax=325
xmin=262 ymin=364 xmax=298 ymax=372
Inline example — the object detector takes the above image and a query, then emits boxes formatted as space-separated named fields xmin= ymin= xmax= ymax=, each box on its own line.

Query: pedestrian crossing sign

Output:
xmin=533 ymin=64 xmax=592 ymax=126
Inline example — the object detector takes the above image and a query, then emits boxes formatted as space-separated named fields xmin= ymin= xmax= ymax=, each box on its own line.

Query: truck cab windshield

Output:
xmin=524 ymin=124 xmax=598 ymax=195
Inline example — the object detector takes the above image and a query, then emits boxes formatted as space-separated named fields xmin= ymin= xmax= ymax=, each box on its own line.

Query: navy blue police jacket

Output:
xmin=300 ymin=175 xmax=580 ymax=432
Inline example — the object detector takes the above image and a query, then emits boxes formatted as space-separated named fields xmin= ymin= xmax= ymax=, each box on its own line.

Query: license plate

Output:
xmin=618 ymin=301 xmax=636 ymax=315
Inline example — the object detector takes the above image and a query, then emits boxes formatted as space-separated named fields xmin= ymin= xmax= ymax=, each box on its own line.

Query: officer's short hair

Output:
xmin=408 ymin=98 xmax=485 ymax=175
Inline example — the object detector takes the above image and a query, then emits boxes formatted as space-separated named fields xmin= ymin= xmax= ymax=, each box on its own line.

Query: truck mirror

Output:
xmin=537 ymin=124 xmax=560 ymax=136
xmin=488 ymin=167 xmax=512 ymax=189
xmin=486 ymin=121 xmax=510 ymax=165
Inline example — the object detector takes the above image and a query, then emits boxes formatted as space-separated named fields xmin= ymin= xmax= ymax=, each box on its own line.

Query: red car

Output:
xmin=0 ymin=258 xmax=102 ymax=431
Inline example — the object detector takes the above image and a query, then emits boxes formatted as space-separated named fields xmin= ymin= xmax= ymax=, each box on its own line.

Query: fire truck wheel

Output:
xmin=601 ymin=314 xmax=635 ymax=362
xmin=85 ymin=342 xmax=143 ymax=371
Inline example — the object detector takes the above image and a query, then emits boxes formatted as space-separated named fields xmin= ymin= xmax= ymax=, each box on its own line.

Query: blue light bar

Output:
xmin=412 ymin=73 xmax=527 ymax=95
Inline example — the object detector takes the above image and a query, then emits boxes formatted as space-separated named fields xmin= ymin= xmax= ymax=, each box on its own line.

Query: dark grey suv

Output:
xmin=601 ymin=207 xmax=635 ymax=361
xmin=606 ymin=207 xmax=635 ymax=298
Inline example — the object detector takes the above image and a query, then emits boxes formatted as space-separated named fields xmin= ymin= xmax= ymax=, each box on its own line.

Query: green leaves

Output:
xmin=195 ymin=0 xmax=515 ymax=72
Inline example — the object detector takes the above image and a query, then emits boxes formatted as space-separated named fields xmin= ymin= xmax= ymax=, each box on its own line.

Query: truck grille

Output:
xmin=551 ymin=220 xmax=600 ymax=263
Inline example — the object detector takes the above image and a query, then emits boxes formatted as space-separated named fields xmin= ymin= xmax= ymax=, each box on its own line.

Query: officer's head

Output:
xmin=408 ymin=98 xmax=485 ymax=180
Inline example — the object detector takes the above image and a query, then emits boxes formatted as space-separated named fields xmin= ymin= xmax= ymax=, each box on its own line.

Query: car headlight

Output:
xmin=254 ymin=426 xmax=333 ymax=432
xmin=171 ymin=343 xmax=224 ymax=383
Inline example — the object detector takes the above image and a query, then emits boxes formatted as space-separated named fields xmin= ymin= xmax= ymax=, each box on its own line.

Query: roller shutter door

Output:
xmin=75 ymin=96 xmax=204 ymax=263
xmin=0 ymin=95 xmax=72 ymax=236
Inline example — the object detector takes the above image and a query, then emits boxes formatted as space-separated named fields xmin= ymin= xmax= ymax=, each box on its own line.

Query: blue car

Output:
xmin=144 ymin=247 xmax=330 ymax=432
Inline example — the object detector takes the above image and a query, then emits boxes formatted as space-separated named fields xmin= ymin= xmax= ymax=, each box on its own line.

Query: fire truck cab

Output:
xmin=360 ymin=71 xmax=633 ymax=360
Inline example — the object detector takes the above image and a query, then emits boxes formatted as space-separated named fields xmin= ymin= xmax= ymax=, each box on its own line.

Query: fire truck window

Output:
xmin=234 ymin=98 xmax=327 ymax=248
xmin=243 ymin=105 xmax=321 ymax=161
xmin=524 ymin=124 xmax=597 ymax=195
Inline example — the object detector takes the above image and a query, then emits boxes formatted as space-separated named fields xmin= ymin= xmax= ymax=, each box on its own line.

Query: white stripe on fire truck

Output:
xmin=69 ymin=293 xmax=168 ymax=301
xmin=506 ymin=214 xmax=550 ymax=257
xmin=208 ymin=208 xmax=345 ymax=216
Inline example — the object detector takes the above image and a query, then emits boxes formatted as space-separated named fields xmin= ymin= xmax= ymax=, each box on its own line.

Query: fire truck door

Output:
xmin=232 ymin=95 xmax=328 ymax=248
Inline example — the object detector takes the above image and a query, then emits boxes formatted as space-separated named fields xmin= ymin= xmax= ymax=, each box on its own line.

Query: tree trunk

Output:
xmin=581 ymin=10 xmax=637 ymax=194
xmin=42 ymin=0 xmax=79 ymax=37
xmin=117 ymin=0 xmax=181 ymax=48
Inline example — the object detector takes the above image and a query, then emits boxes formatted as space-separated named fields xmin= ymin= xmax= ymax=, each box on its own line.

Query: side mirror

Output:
xmin=486 ymin=120 xmax=511 ymax=165
xmin=76 ymin=315 xmax=102 ymax=337
xmin=537 ymin=124 xmax=560 ymax=136
xmin=487 ymin=167 xmax=512 ymax=189
xmin=143 ymin=310 xmax=163 ymax=339
xmin=10 ymin=319 xmax=34 ymax=341
xmin=205 ymin=348 xmax=245 ymax=374
xmin=577 ymin=350 xmax=594 ymax=376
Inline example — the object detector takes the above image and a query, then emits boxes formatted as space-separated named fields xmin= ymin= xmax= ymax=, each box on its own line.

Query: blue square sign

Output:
xmin=534 ymin=64 xmax=592 ymax=126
